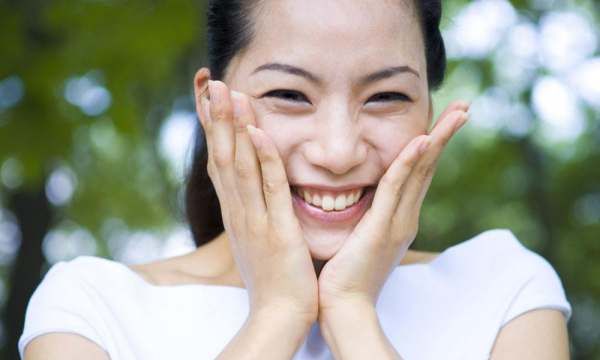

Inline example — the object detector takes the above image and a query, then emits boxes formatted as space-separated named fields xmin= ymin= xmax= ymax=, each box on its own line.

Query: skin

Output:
xmin=222 ymin=0 xmax=432 ymax=261
xmin=23 ymin=0 xmax=570 ymax=359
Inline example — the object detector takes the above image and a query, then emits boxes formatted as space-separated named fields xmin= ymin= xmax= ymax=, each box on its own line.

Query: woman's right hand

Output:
xmin=195 ymin=76 xmax=319 ymax=326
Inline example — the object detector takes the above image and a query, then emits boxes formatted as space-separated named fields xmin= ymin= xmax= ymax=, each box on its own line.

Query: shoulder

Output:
xmin=21 ymin=255 xmax=135 ymax=312
xmin=18 ymin=256 xmax=120 ymax=359
xmin=24 ymin=256 xmax=122 ymax=298
xmin=447 ymin=228 xmax=557 ymax=274
xmin=46 ymin=255 xmax=142 ymax=290
xmin=41 ymin=254 xmax=125 ymax=276
xmin=452 ymin=228 xmax=573 ymax=324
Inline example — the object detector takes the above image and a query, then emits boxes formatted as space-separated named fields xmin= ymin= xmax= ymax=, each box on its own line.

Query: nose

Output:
xmin=304 ymin=100 xmax=368 ymax=175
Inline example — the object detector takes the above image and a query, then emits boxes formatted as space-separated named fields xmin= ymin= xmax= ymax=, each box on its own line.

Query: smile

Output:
xmin=293 ymin=186 xmax=366 ymax=211
xmin=290 ymin=185 xmax=376 ymax=223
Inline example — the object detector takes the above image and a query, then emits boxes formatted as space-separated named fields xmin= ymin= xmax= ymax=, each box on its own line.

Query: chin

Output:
xmin=291 ymin=185 xmax=377 ymax=260
xmin=302 ymin=226 xmax=354 ymax=261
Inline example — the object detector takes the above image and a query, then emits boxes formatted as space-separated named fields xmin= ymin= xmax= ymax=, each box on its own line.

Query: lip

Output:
xmin=291 ymin=186 xmax=376 ymax=224
xmin=291 ymin=183 xmax=374 ymax=193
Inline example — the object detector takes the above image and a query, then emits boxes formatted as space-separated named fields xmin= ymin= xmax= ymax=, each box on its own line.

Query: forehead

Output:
xmin=232 ymin=0 xmax=425 ymax=79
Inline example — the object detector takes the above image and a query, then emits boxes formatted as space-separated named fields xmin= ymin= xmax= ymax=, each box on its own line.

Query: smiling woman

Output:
xmin=18 ymin=1 xmax=572 ymax=359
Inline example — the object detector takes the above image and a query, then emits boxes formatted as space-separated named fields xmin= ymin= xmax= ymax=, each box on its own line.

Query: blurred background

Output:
xmin=0 ymin=0 xmax=598 ymax=358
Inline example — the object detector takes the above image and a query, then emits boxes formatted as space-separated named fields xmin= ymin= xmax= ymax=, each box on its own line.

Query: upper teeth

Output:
xmin=295 ymin=187 xmax=364 ymax=211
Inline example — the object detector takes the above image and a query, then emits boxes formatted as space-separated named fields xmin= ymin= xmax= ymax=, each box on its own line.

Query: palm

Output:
xmin=316 ymin=101 xmax=470 ymax=311
xmin=317 ymin=209 xmax=407 ymax=309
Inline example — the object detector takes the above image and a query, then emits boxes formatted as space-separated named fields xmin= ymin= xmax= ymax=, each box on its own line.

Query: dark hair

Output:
xmin=185 ymin=0 xmax=447 ymax=247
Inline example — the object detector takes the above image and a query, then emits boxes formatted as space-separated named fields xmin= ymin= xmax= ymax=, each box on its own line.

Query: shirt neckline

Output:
xmin=102 ymin=237 xmax=469 ymax=291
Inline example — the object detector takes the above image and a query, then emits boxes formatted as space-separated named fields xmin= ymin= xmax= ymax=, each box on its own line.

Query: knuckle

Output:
xmin=400 ymin=155 xmax=415 ymax=167
xmin=234 ymin=159 xmax=254 ymax=180
xmin=380 ymin=176 xmax=402 ymax=194
xmin=259 ymin=149 xmax=278 ymax=163
xmin=234 ymin=121 xmax=246 ymax=134
xmin=213 ymin=149 xmax=232 ymax=168
xmin=263 ymin=177 xmax=286 ymax=195
xmin=415 ymin=164 xmax=431 ymax=181
xmin=212 ymin=104 xmax=231 ymax=122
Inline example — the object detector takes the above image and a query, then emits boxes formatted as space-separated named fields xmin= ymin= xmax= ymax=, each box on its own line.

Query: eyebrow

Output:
xmin=250 ymin=62 xmax=420 ymax=86
xmin=360 ymin=66 xmax=420 ymax=83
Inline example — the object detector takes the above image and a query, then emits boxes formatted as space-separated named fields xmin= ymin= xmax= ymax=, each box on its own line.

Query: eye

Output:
xmin=262 ymin=89 xmax=311 ymax=104
xmin=367 ymin=92 xmax=412 ymax=103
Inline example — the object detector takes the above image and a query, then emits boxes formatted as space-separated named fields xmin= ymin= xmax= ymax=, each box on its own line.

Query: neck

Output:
xmin=192 ymin=231 xmax=429 ymax=286
xmin=201 ymin=231 xmax=328 ymax=281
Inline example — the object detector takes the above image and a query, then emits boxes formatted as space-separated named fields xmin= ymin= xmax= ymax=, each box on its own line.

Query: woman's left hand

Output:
xmin=317 ymin=101 xmax=470 ymax=315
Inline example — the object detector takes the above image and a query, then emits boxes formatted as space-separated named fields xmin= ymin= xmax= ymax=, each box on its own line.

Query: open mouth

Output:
xmin=290 ymin=185 xmax=377 ymax=223
xmin=290 ymin=185 xmax=375 ymax=212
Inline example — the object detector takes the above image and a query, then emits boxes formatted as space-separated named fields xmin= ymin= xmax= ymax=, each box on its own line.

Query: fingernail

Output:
xmin=246 ymin=124 xmax=262 ymax=150
xmin=246 ymin=124 xmax=257 ymax=135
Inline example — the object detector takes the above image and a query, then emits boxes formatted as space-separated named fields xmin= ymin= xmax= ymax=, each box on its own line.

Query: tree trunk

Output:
xmin=2 ymin=187 xmax=52 ymax=360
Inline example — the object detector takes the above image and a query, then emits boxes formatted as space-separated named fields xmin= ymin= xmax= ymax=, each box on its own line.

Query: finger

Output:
xmin=196 ymin=97 xmax=235 ymax=235
xmin=429 ymin=100 xmax=470 ymax=133
xmin=209 ymin=80 xmax=242 ymax=208
xmin=231 ymin=91 xmax=267 ymax=216
xmin=397 ymin=110 xmax=468 ymax=217
xmin=193 ymin=75 xmax=234 ymax=232
xmin=245 ymin=124 xmax=298 ymax=231
xmin=366 ymin=134 xmax=431 ymax=229
xmin=195 ymin=86 xmax=225 ymax=205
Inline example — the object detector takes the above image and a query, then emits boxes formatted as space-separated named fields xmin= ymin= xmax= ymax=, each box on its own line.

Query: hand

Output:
xmin=194 ymin=75 xmax=319 ymax=325
xmin=317 ymin=100 xmax=471 ymax=313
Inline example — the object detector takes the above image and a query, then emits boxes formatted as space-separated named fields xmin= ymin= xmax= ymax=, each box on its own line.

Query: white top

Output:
xmin=18 ymin=228 xmax=572 ymax=360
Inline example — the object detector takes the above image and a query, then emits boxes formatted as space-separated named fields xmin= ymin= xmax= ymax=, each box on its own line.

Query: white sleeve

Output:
xmin=18 ymin=261 xmax=108 ymax=359
xmin=500 ymin=255 xmax=572 ymax=327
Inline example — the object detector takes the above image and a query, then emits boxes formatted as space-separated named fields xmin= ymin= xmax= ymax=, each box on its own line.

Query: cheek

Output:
xmin=363 ymin=119 xmax=427 ymax=167
xmin=251 ymin=105 xmax=311 ymax=158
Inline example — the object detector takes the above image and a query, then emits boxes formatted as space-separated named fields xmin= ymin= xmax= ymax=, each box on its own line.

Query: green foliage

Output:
xmin=1 ymin=0 xmax=598 ymax=358
xmin=0 ymin=0 xmax=201 ymax=231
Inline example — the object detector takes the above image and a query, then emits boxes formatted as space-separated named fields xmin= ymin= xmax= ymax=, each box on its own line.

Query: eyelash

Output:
xmin=262 ymin=89 xmax=412 ymax=104
xmin=264 ymin=90 xmax=310 ymax=103
xmin=369 ymin=92 xmax=412 ymax=103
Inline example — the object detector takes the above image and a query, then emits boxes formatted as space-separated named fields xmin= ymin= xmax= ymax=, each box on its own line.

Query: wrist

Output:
xmin=319 ymin=296 xmax=376 ymax=323
xmin=319 ymin=299 xmax=378 ymax=328
xmin=319 ymin=302 xmax=398 ymax=360
xmin=250 ymin=302 xmax=316 ymax=332
xmin=217 ymin=302 xmax=314 ymax=359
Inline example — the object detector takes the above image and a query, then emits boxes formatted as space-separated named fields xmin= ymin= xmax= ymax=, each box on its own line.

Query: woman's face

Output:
xmin=223 ymin=0 xmax=432 ymax=260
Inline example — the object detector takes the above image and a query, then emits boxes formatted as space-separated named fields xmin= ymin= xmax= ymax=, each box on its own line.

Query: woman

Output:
xmin=19 ymin=0 xmax=572 ymax=359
